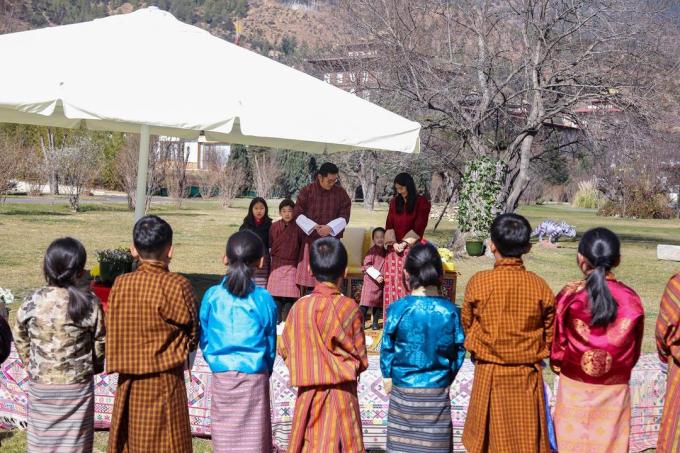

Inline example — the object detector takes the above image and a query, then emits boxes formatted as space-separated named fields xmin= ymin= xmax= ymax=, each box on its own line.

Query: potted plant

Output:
xmin=458 ymin=157 xmax=506 ymax=257
xmin=464 ymin=235 xmax=486 ymax=257
xmin=96 ymin=248 xmax=134 ymax=286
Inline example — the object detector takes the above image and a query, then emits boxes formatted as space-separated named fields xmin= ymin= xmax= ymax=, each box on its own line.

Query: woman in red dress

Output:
xmin=383 ymin=172 xmax=431 ymax=314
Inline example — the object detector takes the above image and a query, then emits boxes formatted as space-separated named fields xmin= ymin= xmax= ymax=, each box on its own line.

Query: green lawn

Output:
xmin=0 ymin=196 xmax=678 ymax=452
xmin=1 ymin=198 xmax=679 ymax=349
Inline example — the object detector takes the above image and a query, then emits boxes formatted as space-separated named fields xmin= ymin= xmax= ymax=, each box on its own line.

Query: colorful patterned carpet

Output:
xmin=0 ymin=343 xmax=666 ymax=452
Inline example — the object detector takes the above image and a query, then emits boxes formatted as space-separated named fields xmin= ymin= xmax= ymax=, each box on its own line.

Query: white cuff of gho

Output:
xmin=296 ymin=214 xmax=318 ymax=235
xmin=327 ymin=217 xmax=347 ymax=237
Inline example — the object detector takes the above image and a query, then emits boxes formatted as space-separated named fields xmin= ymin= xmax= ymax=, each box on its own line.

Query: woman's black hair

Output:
xmin=43 ymin=237 xmax=95 ymax=324
xmin=393 ymin=172 xmax=418 ymax=214
xmin=404 ymin=241 xmax=443 ymax=290
xmin=243 ymin=197 xmax=272 ymax=227
xmin=578 ymin=227 xmax=621 ymax=327
xmin=225 ymin=230 xmax=265 ymax=298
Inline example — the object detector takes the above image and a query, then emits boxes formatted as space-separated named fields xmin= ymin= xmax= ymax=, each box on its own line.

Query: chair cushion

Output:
xmin=341 ymin=227 xmax=368 ymax=268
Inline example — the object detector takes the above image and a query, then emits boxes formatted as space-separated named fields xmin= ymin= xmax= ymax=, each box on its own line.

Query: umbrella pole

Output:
xmin=134 ymin=125 xmax=151 ymax=221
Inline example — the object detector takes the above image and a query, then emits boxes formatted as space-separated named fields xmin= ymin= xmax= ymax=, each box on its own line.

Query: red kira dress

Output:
xmin=359 ymin=245 xmax=386 ymax=308
xmin=550 ymin=277 xmax=644 ymax=453
xmin=383 ymin=195 xmax=431 ymax=313
xmin=267 ymin=219 xmax=304 ymax=299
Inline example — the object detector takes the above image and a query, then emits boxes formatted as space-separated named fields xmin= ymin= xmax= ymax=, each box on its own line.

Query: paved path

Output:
xmin=1 ymin=195 xmax=176 ymax=206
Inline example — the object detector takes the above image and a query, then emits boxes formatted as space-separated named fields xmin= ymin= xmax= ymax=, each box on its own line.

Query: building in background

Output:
xmin=158 ymin=137 xmax=231 ymax=171
xmin=306 ymin=43 xmax=380 ymax=101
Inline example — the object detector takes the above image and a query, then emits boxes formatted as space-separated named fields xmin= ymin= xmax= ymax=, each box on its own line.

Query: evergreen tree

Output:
xmin=276 ymin=150 xmax=312 ymax=197
xmin=228 ymin=144 xmax=252 ymax=194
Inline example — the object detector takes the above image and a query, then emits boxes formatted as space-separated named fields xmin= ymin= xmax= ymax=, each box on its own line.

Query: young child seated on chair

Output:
xmin=360 ymin=227 xmax=386 ymax=330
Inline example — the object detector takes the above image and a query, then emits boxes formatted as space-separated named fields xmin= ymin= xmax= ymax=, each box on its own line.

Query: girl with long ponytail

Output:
xmin=199 ymin=230 xmax=278 ymax=452
xmin=550 ymin=227 xmax=645 ymax=453
xmin=14 ymin=237 xmax=105 ymax=453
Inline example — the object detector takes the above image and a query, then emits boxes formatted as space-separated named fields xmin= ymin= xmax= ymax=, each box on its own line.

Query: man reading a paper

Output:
xmin=294 ymin=162 xmax=352 ymax=290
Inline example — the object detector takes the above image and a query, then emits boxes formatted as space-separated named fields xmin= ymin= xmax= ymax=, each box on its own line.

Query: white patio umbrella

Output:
xmin=0 ymin=7 xmax=421 ymax=219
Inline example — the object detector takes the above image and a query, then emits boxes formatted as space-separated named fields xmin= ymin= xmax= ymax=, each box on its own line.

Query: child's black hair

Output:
xmin=318 ymin=162 xmax=339 ymax=177
xmin=372 ymin=227 xmax=386 ymax=239
xmin=490 ymin=213 xmax=532 ymax=257
xmin=133 ymin=215 xmax=173 ymax=260
xmin=225 ymin=230 xmax=265 ymax=298
xmin=309 ymin=237 xmax=347 ymax=283
xmin=393 ymin=172 xmax=418 ymax=214
xmin=243 ymin=197 xmax=272 ymax=227
xmin=404 ymin=241 xmax=443 ymax=290
xmin=279 ymin=198 xmax=295 ymax=211
xmin=578 ymin=227 xmax=621 ymax=327
xmin=43 ymin=237 xmax=95 ymax=324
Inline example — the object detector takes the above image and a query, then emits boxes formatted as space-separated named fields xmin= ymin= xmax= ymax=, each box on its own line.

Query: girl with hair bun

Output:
xmin=199 ymin=230 xmax=278 ymax=453
xmin=550 ymin=227 xmax=644 ymax=453
xmin=380 ymin=241 xmax=465 ymax=453
xmin=14 ymin=237 xmax=105 ymax=453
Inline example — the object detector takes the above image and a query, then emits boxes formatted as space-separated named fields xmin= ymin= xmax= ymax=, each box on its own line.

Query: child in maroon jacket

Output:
xmin=360 ymin=227 xmax=386 ymax=330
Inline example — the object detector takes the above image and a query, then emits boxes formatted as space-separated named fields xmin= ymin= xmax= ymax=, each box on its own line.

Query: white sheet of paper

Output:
xmin=296 ymin=214 xmax=318 ymax=235
xmin=366 ymin=266 xmax=382 ymax=280
xmin=327 ymin=217 xmax=347 ymax=237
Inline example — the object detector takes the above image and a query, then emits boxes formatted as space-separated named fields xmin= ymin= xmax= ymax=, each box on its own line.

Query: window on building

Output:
xmin=323 ymin=73 xmax=331 ymax=83
xmin=350 ymin=72 xmax=356 ymax=82
xmin=362 ymin=71 xmax=369 ymax=83
xmin=336 ymin=72 xmax=344 ymax=84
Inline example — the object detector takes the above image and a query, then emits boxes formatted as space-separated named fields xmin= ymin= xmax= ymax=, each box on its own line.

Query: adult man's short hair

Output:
xmin=318 ymin=162 xmax=339 ymax=177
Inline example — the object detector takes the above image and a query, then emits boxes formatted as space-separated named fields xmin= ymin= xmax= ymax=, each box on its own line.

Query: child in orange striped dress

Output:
xmin=280 ymin=237 xmax=368 ymax=452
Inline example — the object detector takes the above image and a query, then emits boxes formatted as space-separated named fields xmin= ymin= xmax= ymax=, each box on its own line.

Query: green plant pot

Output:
xmin=99 ymin=261 xmax=132 ymax=286
xmin=465 ymin=240 xmax=485 ymax=257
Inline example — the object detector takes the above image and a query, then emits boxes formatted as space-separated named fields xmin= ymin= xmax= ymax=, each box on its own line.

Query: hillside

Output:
xmin=240 ymin=1 xmax=348 ymax=52
xmin=0 ymin=1 xmax=351 ymax=55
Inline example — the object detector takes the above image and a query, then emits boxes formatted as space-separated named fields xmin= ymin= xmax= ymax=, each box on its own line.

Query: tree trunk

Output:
xmin=39 ymin=130 xmax=61 ymax=195
xmin=503 ymin=36 xmax=544 ymax=213
xmin=69 ymin=193 xmax=79 ymax=212
xmin=504 ymin=133 xmax=535 ymax=213
xmin=433 ymin=176 xmax=457 ymax=232
xmin=357 ymin=151 xmax=379 ymax=211
xmin=362 ymin=179 xmax=377 ymax=211
xmin=48 ymin=170 xmax=59 ymax=195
